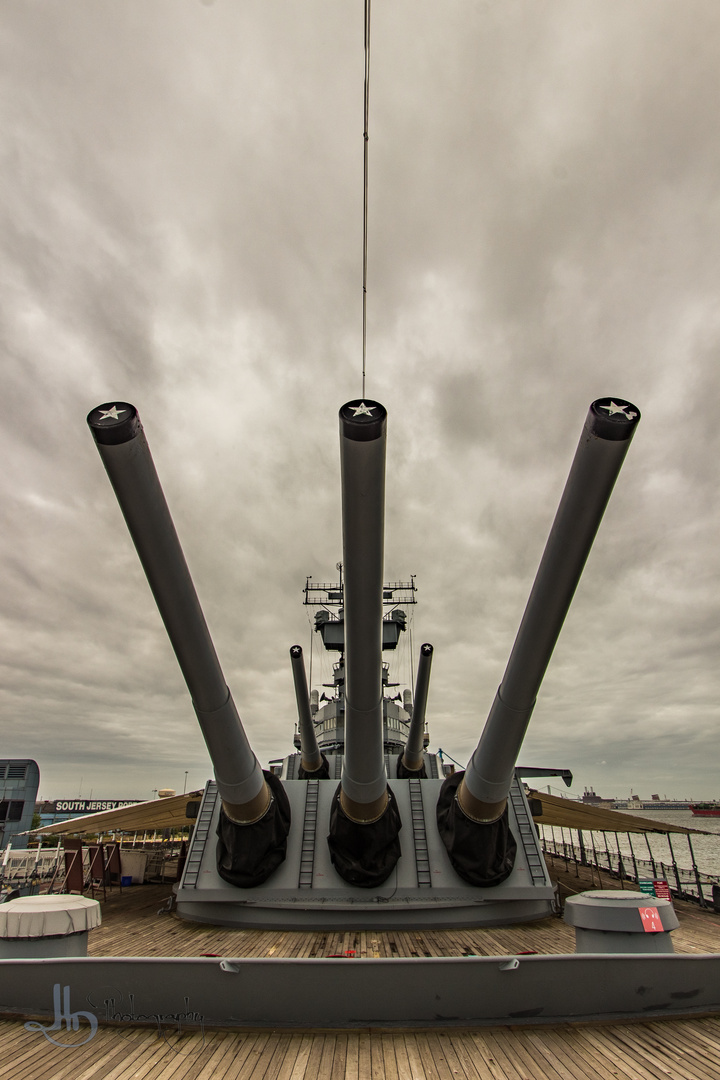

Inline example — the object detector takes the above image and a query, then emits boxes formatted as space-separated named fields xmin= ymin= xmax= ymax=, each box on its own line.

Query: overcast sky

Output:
xmin=2 ymin=1 xmax=720 ymax=803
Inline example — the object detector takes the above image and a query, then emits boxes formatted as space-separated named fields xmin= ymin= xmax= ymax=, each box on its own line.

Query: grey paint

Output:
xmin=3 ymin=952 xmax=720 ymax=1029
xmin=339 ymin=407 xmax=388 ymax=806
xmin=564 ymin=890 xmax=680 ymax=932
xmin=175 ymin=775 xmax=555 ymax=929
xmin=0 ymin=931 xmax=88 ymax=959
xmin=403 ymin=645 xmax=433 ymax=769
xmin=464 ymin=401 xmax=640 ymax=806
xmin=289 ymin=647 xmax=322 ymax=771
xmin=0 ymin=760 xmax=39 ymax=848
xmin=90 ymin=413 xmax=266 ymax=808
xmin=565 ymin=889 xmax=679 ymax=954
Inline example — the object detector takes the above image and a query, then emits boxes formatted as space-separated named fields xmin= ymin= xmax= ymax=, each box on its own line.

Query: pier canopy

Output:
xmin=31 ymin=788 xmax=706 ymax=839
xmin=528 ymin=791 xmax=705 ymax=835
xmin=30 ymin=791 xmax=204 ymax=837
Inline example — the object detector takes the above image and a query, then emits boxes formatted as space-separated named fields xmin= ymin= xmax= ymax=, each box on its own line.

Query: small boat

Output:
xmin=690 ymin=804 xmax=720 ymax=817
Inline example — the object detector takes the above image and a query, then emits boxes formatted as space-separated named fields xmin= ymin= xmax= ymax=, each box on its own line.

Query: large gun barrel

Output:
xmin=326 ymin=400 xmax=402 ymax=889
xmin=401 ymin=643 xmax=434 ymax=773
xmin=338 ymin=400 xmax=389 ymax=822
xmin=86 ymin=403 xmax=269 ymax=824
xmin=289 ymin=645 xmax=323 ymax=774
xmin=459 ymin=398 xmax=641 ymax=823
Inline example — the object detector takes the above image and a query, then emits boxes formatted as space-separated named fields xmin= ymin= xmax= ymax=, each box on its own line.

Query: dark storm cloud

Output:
xmin=1 ymin=0 xmax=719 ymax=801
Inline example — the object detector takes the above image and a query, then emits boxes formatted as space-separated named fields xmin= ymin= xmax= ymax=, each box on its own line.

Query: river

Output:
xmin=619 ymin=807 xmax=720 ymax=880
xmin=540 ymin=806 xmax=720 ymax=898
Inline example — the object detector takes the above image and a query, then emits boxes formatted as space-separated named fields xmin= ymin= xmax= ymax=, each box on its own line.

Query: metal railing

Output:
xmin=0 ymin=839 xmax=182 ymax=897
xmin=540 ymin=826 xmax=717 ymax=907
xmin=0 ymin=845 xmax=64 ymax=896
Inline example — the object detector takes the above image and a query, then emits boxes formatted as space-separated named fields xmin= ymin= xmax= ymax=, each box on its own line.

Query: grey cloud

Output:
xmin=1 ymin=1 xmax=719 ymax=803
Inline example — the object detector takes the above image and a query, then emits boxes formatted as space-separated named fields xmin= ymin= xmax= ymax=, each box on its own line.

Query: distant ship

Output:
xmin=583 ymin=789 xmax=693 ymax=812
xmin=617 ymin=799 xmax=692 ymax=810
xmin=690 ymin=803 xmax=720 ymax=817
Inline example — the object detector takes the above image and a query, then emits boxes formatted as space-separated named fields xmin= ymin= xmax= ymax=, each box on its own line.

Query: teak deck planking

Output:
xmin=84 ymin=875 xmax=720 ymax=960
xmin=5 ymin=862 xmax=720 ymax=1077
xmin=6 ymin=1019 xmax=720 ymax=1080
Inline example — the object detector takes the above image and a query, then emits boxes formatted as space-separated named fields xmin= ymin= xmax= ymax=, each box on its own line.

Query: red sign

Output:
xmin=639 ymin=907 xmax=664 ymax=933
xmin=653 ymin=880 xmax=672 ymax=900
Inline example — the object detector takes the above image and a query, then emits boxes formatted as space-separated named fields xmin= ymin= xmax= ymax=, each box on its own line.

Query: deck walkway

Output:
xmin=6 ymin=1016 xmax=720 ymax=1079
xmin=86 ymin=869 xmax=720 ymax=960
xmin=5 ymin=866 xmax=720 ymax=1077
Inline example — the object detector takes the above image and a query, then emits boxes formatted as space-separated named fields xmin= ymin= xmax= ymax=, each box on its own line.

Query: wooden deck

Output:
xmin=6 ymin=1016 xmax=720 ymax=1079
xmin=4 ymin=863 xmax=720 ymax=1077
xmin=86 ymin=865 xmax=720 ymax=960
xmin=88 ymin=882 xmax=577 ymax=959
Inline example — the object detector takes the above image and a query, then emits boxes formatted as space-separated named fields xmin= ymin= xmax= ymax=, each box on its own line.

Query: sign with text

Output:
xmin=51 ymin=800 xmax=141 ymax=814
xmin=653 ymin=880 xmax=672 ymax=900
xmin=638 ymin=906 xmax=664 ymax=933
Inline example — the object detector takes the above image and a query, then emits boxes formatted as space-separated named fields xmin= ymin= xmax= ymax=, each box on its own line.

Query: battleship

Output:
xmin=81 ymin=391 xmax=639 ymax=931
xmin=3 ymin=5 xmax=720 ymax=1064
xmin=4 ymin=391 xmax=720 ymax=1033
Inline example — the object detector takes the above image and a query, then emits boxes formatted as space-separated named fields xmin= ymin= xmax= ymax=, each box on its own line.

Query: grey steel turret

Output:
xmin=84 ymin=393 xmax=641 ymax=927
xmin=87 ymin=402 xmax=290 ymax=887
xmin=437 ymin=398 xmax=641 ymax=885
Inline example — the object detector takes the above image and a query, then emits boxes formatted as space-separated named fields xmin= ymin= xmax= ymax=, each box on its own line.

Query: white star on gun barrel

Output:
xmin=97 ymin=406 xmax=127 ymax=421
xmin=599 ymin=401 xmax=637 ymax=419
xmin=350 ymin=402 xmax=375 ymax=418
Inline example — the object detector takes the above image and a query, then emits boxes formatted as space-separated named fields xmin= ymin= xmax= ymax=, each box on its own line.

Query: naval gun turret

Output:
xmin=86 ymin=395 xmax=639 ymax=929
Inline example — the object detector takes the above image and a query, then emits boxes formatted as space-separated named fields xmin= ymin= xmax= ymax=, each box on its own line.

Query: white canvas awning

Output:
xmin=33 ymin=790 xmax=204 ymax=836
xmin=528 ymin=790 xmax=704 ymax=834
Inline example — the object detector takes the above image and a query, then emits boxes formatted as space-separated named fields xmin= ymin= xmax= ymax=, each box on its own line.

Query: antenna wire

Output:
xmin=362 ymin=0 xmax=371 ymax=398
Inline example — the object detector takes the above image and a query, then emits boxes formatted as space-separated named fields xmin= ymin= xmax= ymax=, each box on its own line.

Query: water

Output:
xmin=620 ymin=807 xmax=720 ymax=879
xmin=540 ymin=807 xmax=720 ymax=901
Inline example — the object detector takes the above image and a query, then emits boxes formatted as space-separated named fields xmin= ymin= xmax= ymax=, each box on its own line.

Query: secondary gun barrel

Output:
xmin=402 ymin=643 xmax=434 ymax=772
xmin=289 ymin=645 xmax=323 ymax=773
xmin=338 ymin=399 xmax=389 ymax=822
xmin=87 ymin=402 xmax=270 ymax=824
xmin=459 ymin=397 xmax=641 ymax=823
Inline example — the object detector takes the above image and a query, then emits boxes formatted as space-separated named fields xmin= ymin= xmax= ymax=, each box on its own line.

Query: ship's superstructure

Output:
xmin=292 ymin=574 xmax=420 ymax=765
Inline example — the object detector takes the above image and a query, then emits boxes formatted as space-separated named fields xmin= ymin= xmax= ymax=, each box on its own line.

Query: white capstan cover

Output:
xmin=0 ymin=894 xmax=101 ymax=939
